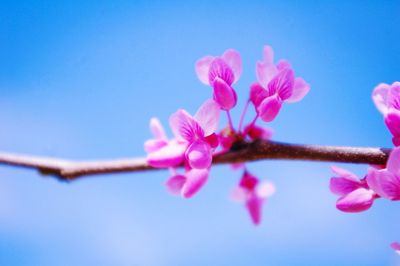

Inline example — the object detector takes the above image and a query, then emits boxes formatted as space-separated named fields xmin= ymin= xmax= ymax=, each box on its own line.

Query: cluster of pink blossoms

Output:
xmin=144 ymin=46 xmax=310 ymax=224
xmin=329 ymin=81 xmax=400 ymax=253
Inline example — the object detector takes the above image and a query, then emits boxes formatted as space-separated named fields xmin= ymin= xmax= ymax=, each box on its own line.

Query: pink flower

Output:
xmin=372 ymin=82 xmax=400 ymax=146
xmin=166 ymin=169 xmax=210 ymax=198
xmin=145 ymin=118 xmax=188 ymax=168
xmin=391 ymin=242 xmax=400 ymax=255
xmin=147 ymin=99 xmax=220 ymax=198
xmin=147 ymin=99 xmax=220 ymax=169
xmin=232 ymin=171 xmax=275 ymax=225
xmin=250 ymin=45 xmax=310 ymax=122
xmin=329 ymin=166 xmax=377 ymax=212
xmin=195 ymin=49 xmax=242 ymax=110
xmin=366 ymin=147 xmax=400 ymax=201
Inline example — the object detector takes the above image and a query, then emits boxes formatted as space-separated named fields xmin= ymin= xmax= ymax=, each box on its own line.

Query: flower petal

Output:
xmin=230 ymin=186 xmax=247 ymax=202
xmin=276 ymin=59 xmax=292 ymax=70
xmin=366 ymin=168 xmax=400 ymax=200
xmin=169 ymin=109 xmax=204 ymax=142
xmin=372 ymin=83 xmax=391 ymax=114
xmin=256 ymin=181 xmax=276 ymax=198
xmin=204 ymin=133 xmax=219 ymax=148
xmin=194 ymin=99 xmax=220 ymax=136
xmin=185 ymin=140 xmax=212 ymax=169
xmin=208 ymin=58 xmax=234 ymax=86
xmin=267 ymin=68 xmax=295 ymax=100
xmin=391 ymin=242 xmax=400 ymax=255
xmin=330 ymin=166 xmax=359 ymax=182
xmin=388 ymin=82 xmax=400 ymax=110
xmin=147 ymin=141 xmax=187 ymax=168
xmin=286 ymin=77 xmax=310 ymax=103
xmin=165 ymin=175 xmax=186 ymax=195
xmin=245 ymin=193 xmax=264 ymax=225
xmin=222 ymin=49 xmax=242 ymax=83
xmin=336 ymin=188 xmax=375 ymax=213
xmin=182 ymin=169 xmax=209 ymax=198
xmin=212 ymin=77 xmax=237 ymax=111
xmin=250 ymin=82 xmax=269 ymax=108
xmin=195 ymin=56 xmax=214 ymax=85
xmin=387 ymin=147 xmax=400 ymax=176
xmin=330 ymin=177 xmax=362 ymax=196
xmin=239 ymin=171 xmax=259 ymax=191
xmin=385 ymin=110 xmax=400 ymax=146
xmin=144 ymin=138 xmax=168 ymax=153
xmin=257 ymin=95 xmax=283 ymax=122
xmin=149 ymin=117 xmax=167 ymax=140
xmin=256 ymin=46 xmax=277 ymax=87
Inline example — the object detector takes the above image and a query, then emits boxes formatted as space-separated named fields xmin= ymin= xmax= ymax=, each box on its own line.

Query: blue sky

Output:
xmin=0 ymin=1 xmax=399 ymax=265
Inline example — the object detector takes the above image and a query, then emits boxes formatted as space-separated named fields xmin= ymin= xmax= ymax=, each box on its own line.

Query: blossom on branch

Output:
xmin=195 ymin=49 xmax=242 ymax=110
xmin=250 ymin=45 xmax=310 ymax=122
xmin=372 ymin=81 xmax=400 ymax=146
xmin=146 ymin=99 xmax=220 ymax=198
xmin=366 ymin=147 xmax=400 ymax=201
xmin=231 ymin=171 xmax=275 ymax=225
xmin=329 ymin=166 xmax=378 ymax=212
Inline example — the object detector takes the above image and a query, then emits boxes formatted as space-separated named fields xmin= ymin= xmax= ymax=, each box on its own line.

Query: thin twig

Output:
xmin=0 ymin=140 xmax=391 ymax=180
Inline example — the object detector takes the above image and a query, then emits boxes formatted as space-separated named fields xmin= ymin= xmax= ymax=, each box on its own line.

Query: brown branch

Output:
xmin=0 ymin=140 xmax=391 ymax=181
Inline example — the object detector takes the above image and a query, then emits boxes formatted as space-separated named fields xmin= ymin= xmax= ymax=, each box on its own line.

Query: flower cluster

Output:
xmin=145 ymin=46 xmax=309 ymax=224
xmin=330 ymin=82 xmax=400 ymax=210
xmin=329 ymin=81 xmax=400 ymax=254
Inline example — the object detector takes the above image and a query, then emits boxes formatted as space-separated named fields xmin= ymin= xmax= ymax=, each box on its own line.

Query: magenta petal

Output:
xmin=276 ymin=59 xmax=292 ymax=70
xmin=182 ymin=169 xmax=209 ymax=198
xmin=144 ymin=138 xmax=168 ymax=153
xmin=268 ymin=68 xmax=295 ymax=100
xmin=367 ymin=168 xmax=400 ymax=200
xmin=257 ymin=95 xmax=282 ymax=122
xmin=256 ymin=181 xmax=276 ymax=198
xmin=372 ymin=83 xmax=390 ymax=114
xmin=231 ymin=186 xmax=247 ymax=202
xmin=286 ymin=77 xmax=310 ymax=103
xmin=330 ymin=177 xmax=362 ymax=196
xmin=195 ymin=56 xmax=214 ymax=85
xmin=336 ymin=188 xmax=375 ymax=213
xmin=385 ymin=110 xmax=400 ymax=146
xmin=212 ymin=77 xmax=237 ymax=111
xmin=147 ymin=141 xmax=187 ymax=168
xmin=222 ymin=49 xmax=242 ymax=83
xmin=205 ymin=133 xmax=219 ymax=148
xmin=387 ymin=147 xmax=400 ymax=176
xmin=331 ymin=166 xmax=359 ymax=182
xmin=165 ymin=175 xmax=186 ymax=195
xmin=245 ymin=193 xmax=264 ymax=225
xmin=169 ymin=109 xmax=204 ymax=142
xmin=256 ymin=46 xmax=277 ymax=87
xmin=186 ymin=141 xmax=212 ymax=169
xmin=208 ymin=58 xmax=234 ymax=86
xmin=391 ymin=242 xmax=400 ymax=254
xmin=194 ymin=99 xmax=220 ymax=136
xmin=149 ymin=117 xmax=167 ymax=140
xmin=330 ymin=166 xmax=361 ymax=196
xmin=388 ymin=82 xmax=400 ymax=110
xmin=250 ymin=82 xmax=269 ymax=108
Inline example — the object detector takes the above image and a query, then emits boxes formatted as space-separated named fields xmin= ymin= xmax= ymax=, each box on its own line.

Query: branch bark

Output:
xmin=0 ymin=140 xmax=391 ymax=180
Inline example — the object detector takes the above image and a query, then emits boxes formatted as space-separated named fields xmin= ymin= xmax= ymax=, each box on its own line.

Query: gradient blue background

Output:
xmin=1 ymin=1 xmax=399 ymax=265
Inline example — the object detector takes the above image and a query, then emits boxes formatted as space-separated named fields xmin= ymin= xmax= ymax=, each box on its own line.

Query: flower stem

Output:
xmin=226 ymin=110 xmax=235 ymax=131
xmin=248 ymin=114 xmax=259 ymax=130
xmin=238 ymin=99 xmax=250 ymax=133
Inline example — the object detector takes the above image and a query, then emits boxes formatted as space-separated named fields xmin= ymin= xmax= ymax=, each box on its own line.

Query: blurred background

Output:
xmin=1 ymin=0 xmax=399 ymax=265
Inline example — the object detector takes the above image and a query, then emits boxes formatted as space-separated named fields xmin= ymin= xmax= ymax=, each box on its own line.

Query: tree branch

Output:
xmin=0 ymin=140 xmax=391 ymax=181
